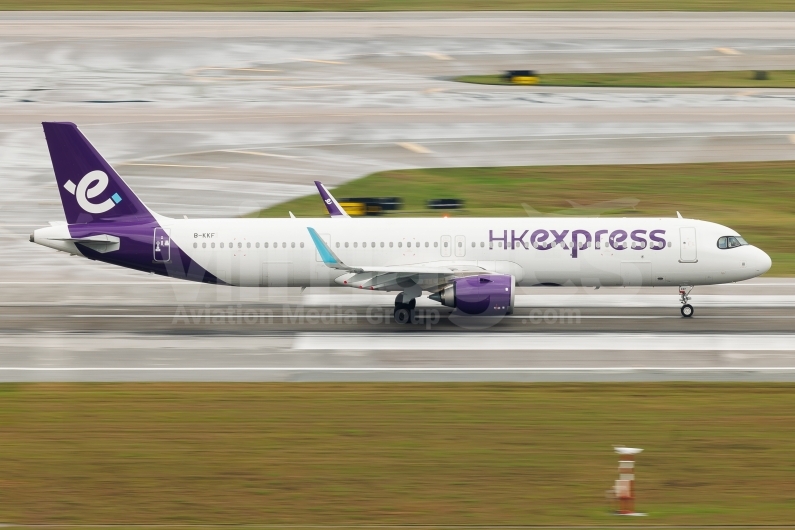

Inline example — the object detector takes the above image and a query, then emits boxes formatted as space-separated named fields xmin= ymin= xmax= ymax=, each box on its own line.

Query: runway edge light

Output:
xmin=613 ymin=446 xmax=646 ymax=516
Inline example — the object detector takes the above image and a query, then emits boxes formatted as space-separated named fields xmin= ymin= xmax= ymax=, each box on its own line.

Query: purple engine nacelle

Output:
xmin=429 ymin=274 xmax=515 ymax=316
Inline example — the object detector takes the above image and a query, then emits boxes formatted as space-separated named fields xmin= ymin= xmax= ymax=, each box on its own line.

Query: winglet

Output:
xmin=307 ymin=227 xmax=360 ymax=272
xmin=314 ymin=181 xmax=350 ymax=218
xmin=677 ymin=211 xmax=683 ymax=219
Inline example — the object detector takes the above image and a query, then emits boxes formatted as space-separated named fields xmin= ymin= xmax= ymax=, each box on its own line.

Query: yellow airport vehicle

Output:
xmin=339 ymin=197 xmax=403 ymax=216
xmin=339 ymin=202 xmax=367 ymax=216
xmin=505 ymin=70 xmax=539 ymax=85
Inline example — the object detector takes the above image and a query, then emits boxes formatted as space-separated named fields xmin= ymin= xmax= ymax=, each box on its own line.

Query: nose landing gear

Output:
xmin=679 ymin=285 xmax=694 ymax=318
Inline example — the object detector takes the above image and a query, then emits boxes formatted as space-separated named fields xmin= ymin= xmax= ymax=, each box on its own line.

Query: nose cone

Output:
xmin=753 ymin=247 xmax=772 ymax=275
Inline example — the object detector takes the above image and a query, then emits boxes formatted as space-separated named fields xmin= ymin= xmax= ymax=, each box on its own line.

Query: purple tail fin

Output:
xmin=314 ymin=181 xmax=350 ymax=218
xmin=42 ymin=122 xmax=154 ymax=224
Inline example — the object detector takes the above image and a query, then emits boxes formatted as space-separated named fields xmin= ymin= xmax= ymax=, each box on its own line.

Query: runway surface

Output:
xmin=2 ymin=13 xmax=794 ymax=381
xmin=0 ymin=279 xmax=793 ymax=382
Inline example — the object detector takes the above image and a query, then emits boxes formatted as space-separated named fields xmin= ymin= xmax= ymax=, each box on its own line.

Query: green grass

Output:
xmin=253 ymin=161 xmax=795 ymax=275
xmin=2 ymin=383 xmax=795 ymax=525
xmin=457 ymin=71 xmax=795 ymax=88
xmin=2 ymin=0 xmax=795 ymax=10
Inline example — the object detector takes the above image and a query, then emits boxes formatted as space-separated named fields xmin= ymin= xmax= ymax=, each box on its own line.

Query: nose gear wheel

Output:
xmin=679 ymin=286 xmax=694 ymax=318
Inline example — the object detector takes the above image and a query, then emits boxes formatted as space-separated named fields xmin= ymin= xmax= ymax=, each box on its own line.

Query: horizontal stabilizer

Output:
xmin=52 ymin=234 xmax=120 ymax=253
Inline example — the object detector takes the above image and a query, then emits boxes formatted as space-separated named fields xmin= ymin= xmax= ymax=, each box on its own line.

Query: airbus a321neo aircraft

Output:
xmin=32 ymin=122 xmax=772 ymax=323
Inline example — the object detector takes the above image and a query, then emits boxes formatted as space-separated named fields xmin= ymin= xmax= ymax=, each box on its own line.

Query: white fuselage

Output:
xmin=150 ymin=216 xmax=770 ymax=289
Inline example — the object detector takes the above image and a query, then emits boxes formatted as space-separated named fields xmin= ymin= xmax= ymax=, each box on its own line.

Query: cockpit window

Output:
xmin=717 ymin=236 xmax=749 ymax=249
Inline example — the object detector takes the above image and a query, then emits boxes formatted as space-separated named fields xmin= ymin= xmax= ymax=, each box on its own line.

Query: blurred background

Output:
xmin=2 ymin=7 xmax=795 ymax=526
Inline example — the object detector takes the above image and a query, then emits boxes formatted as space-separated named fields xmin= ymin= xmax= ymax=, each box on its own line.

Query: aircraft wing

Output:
xmin=307 ymin=227 xmax=485 ymax=290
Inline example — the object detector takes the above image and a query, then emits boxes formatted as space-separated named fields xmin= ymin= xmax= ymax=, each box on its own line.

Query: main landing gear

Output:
xmin=679 ymin=285 xmax=694 ymax=318
xmin=394 ymin=292 xmax=417 ymax=325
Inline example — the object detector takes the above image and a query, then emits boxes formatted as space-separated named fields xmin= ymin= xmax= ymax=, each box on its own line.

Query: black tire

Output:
xmin=681 ymin=304 xmax=694 ymax=318
xmin=394 ymin=307 xmax=411 ymax=324
xmin=395 ymin=293 xmax=416 ymax=310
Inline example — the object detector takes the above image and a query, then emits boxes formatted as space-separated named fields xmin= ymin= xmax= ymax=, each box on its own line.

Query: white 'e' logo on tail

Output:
xmin=63 ymin=170 xmax=121 ymax=214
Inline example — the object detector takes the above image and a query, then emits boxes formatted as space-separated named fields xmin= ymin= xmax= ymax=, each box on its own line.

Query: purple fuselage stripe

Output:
xmin=68 ymin=221 xmax=221 ymax=285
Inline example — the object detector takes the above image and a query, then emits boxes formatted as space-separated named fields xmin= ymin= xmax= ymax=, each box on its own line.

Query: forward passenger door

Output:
xmin=679 ymin=227 xmax=697 ymax=263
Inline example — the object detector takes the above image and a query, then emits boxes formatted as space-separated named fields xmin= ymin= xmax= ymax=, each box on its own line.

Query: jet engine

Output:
xmin=429 ymin=274 xmax=515 ymax=316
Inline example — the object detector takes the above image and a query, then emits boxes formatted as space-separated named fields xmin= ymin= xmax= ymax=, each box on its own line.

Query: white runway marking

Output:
xmin=221 ymin=149 xmax=298 ymax=159
xmin=396 ymin=142 xmax=433 ymax=154
xmin=424 ymin=52 xmax=452 ymax=61
xmin=293 ymin=58 xmax=346 ymax=65
xmin=302 ymin=293 xmax=795 ymax=308
xmin=120 ymin=163 xmax=229 ymax=169
xmin=3 ymin=367 xmax=795 ymax=372
xmin=293 ymin=333 xmax=795 ymax=351
xmin=0 ymin=313 xmax=789 ymax=320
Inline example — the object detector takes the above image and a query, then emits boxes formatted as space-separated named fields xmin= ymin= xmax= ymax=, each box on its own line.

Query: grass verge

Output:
xmin=253 ymin=161 xmax=795 ymax=275
xmin=457 ymin=71 xmax=795 ymax=88
xmin=1 ymin=383 xmax=795 ymax=525
xmin=2 ymin=0 xmax=795 ymax=9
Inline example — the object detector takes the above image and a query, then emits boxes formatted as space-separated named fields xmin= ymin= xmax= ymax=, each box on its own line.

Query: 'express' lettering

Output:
xmin=490 ymin=228 xmax=667 ymax=258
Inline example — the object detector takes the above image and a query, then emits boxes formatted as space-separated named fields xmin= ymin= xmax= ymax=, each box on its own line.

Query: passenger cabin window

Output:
xmin=718 ymin=236 xmax=748 ymax=249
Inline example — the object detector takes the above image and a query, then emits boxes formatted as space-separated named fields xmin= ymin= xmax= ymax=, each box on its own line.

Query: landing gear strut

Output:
xmin=679 ymin=285 xmax=694 ymax=318
xmin=394 ymin=293 xmax=416 ymax=325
